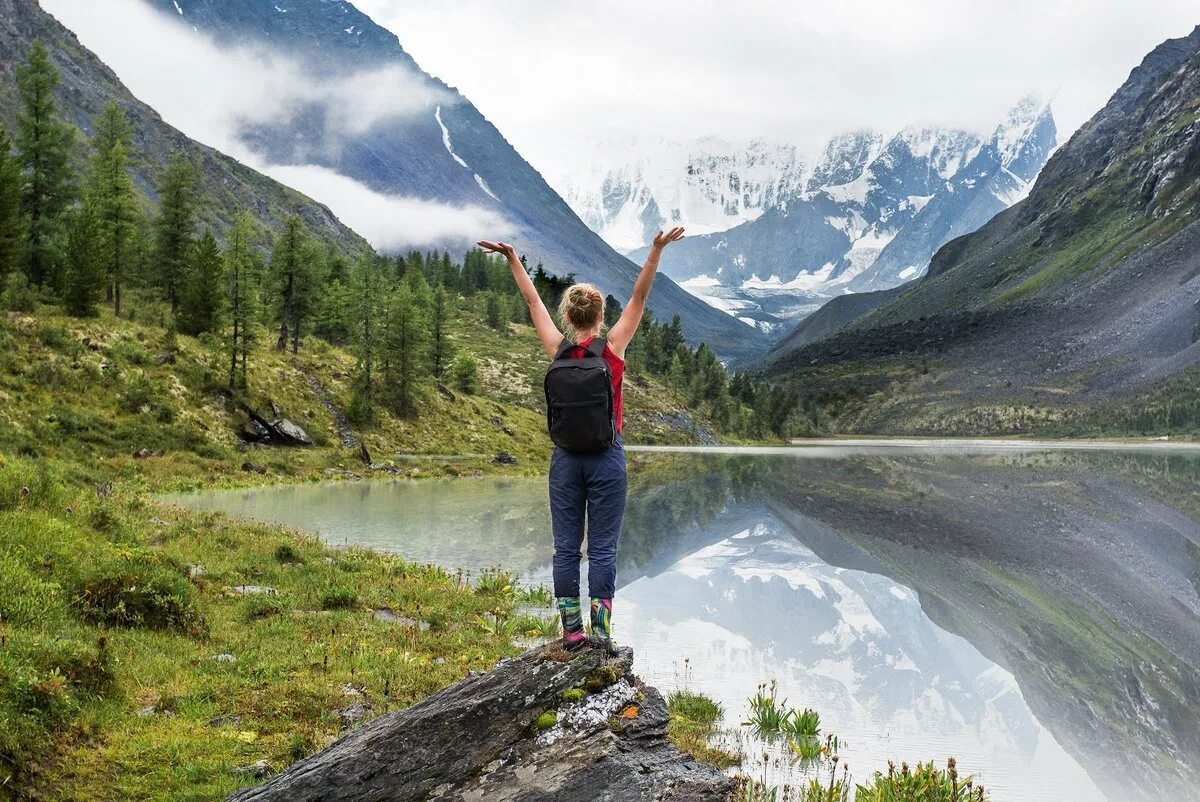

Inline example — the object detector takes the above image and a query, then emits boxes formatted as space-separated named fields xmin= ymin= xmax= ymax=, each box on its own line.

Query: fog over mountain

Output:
xmin=42 ymin=0 xmax=766 ymax=361
xmin=40 ymin=0 xmax=506 ymax=250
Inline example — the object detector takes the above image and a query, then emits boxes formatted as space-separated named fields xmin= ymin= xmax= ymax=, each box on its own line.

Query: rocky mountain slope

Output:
xmin=766 ymin=24 xmax=1200 ymax=436
xmin=568 ymin=101 xmax=1054 ymax=335
xmin=121 ymin=0 xmax=765 ymax=362
xmin=0 ymin=0 xmax=368 ymax=254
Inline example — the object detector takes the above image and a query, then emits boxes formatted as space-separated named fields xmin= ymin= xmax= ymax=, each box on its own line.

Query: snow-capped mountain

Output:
xmin=561 ymin=99 xmax=1055 ymax=335
xmin=852 ymin=95 xmax=1058 ymax=291
xmin=559 ymin=137 xmax=808 ymax=252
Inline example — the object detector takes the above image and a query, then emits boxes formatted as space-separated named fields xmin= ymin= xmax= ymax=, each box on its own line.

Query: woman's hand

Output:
xmin=477 ymin=240 xmax=517 ymax=260
xmin=651 ymin=227 xmax=685 ymax=251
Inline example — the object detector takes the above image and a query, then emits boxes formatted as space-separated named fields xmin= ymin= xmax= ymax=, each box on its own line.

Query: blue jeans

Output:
xmin=548 ymin=436 xmax=627 ymax=599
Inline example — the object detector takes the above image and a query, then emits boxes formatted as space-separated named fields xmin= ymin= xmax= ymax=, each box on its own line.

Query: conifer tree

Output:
xmin=16 ymin=41 xmax=75 ymax=289
xmin=430 ymin=283 xmax=452 ymax=377
xmin=288 ymin=240 xmax=325 ymax=353
xmin=348 ymin=255 xmax=386 ymax=424
xmin=62 ymin=203 xmax=104 ymax=317
xmin=384 ymin=283 xmax=429 ymax=417
xmin=87 ymin=100 xmax=141 ymax=316
xmin=269 ymin=214 xmax=308 ymax=351
xmin=604 ymin=294 xmax=622 ymax=328
xmin=485 ymin=291 xmax=505 ymax=330
xmin=224 ymin=212 xmax=257 ymax=390
xmin=153 ymin=154 xmax=198 ymax=312
xmin=177 ymin=227 xmax=223 ymax=336
xmin=0 ymin=125 xmax=22 ymax=286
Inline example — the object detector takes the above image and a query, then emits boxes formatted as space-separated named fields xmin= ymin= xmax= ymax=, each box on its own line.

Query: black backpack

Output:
xmin=544 ymin=337 xmax=615 ymax=453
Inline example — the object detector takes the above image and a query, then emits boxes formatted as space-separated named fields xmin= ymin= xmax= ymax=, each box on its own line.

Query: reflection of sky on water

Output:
xmin=618 ymin=505 xmax=1102 ymax=801
xmin=164 ymin=457 xmax=1188 ymax=802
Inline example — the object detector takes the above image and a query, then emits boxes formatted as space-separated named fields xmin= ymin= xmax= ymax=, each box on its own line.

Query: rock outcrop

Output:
xmin=229 ymin=643 xmax=734 ymax=802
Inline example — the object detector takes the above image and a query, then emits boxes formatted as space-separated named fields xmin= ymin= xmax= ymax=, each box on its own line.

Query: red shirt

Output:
xmin=568 ymin=336 xmax=625 ymax=432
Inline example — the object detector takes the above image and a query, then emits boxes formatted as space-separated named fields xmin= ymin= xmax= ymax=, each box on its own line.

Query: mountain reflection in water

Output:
xmin=163 ymin=447 xmax=1200 ymax=801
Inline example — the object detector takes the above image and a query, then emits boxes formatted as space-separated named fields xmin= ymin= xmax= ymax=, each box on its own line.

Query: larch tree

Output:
xmin=269 ymin=214 xmax=307 ymax=351
xmin=224 ymin=212 xmax=257 ymax=390
xmin=16 ymin=40 xmax=75 ymax=289
xmin=430 ymin=283 xmax=452 ymax=377
xmin=348 ymin=255 xmax=387 ymax=424
xmin=153 ymin=154 xmax=198 ymax=312
xmin=62 ymin=203 xmax=104 ymax=317
xmin=384 ymin=282 xmax=429 ymax=418
xmin=87 ymin=100 xmax=141 ymax=316
xmin=0 ymin=124 xmax=22 ymax=286
xmin=177 ymin=227 xmax=223 ymax=336
xmin=288 ymin=240 xmax=325 ymax=353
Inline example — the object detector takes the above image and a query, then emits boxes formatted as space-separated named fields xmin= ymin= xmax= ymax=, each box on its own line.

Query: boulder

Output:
xmin=268 ymin=418 xmax=314 ymax=446
xmin=493 ymin=451 xmax=517 ymax=465
xmin=228 ymin=644 xmax=733 ymax=802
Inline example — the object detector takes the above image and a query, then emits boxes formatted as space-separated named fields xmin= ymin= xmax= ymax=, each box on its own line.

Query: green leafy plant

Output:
xmin=855 ymin=757 xmax=988 ymax=801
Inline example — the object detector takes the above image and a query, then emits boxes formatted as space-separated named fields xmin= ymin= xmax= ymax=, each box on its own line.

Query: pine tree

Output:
xmin=16 ymin=41 xmax=75 ymax=288
xmin=224 ymin=212 xmax=257 ymax=390
xmin=269 ymin=214 xmax=308 ymax=351
xmin=87 ymin=100 xmax=141 ymax=316
xmin=604 ymin=294 xmax=622 ymax=328
xmin=177 ymin=227 xmax=223 ymax=336
xmin=485 ymin=291 xmax=505 ymax=330
xmin=62 ymin=203 xmax=104 ymax=317
xmin=430 ymin=283 xmax=452 ymax=377
xmin=348 ymin=255 xmax=386 ymax=424
xmin=288 ymin=240 xmax=325 ymax=353
xmin=0 ymin=124 xmax=23 ymax=286
xmin=449 ymin=354 xmax=478 ymax=393
xmin=153 ymin=154 xmax=198 ymax=312
xmin=383 ymin=283 xmax=429 ymax=417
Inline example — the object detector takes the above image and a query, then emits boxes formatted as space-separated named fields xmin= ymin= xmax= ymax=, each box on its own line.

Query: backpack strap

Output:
xmin=584 ymin=337 xmax=608 ymax=358
xmin=553 ymin=338 xmax=576 ymax=361
xmin=553 ymin=337 xmax=608 ymax=361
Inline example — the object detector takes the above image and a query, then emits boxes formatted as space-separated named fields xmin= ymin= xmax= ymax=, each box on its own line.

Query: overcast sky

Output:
xmin=355 ymin=0 xmax=1200 ymax=179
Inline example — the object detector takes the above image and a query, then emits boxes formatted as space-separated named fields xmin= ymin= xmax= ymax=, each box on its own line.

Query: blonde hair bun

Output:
xmin=558 ymin=283 xmax=606 ymax=343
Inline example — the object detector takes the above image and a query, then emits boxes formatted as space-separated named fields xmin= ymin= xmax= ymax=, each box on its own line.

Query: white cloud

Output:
xmin=354 ymin=0 xmax=1200 ymax=183
xmin=41 ymin=0 xmax=502 ymax=250
xmin=265 ymin=163 xmax=507 ymax=251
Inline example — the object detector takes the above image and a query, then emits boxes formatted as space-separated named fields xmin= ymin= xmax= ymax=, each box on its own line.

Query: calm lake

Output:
xmin=162 ymin=445 xmax=1200 ymax=802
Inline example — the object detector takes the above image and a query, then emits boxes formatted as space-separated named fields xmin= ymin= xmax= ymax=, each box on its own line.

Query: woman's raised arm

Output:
xmin=478 ymin=240 xmax=562 ymax=359
xmin=607 ymin=227 xmax=685 ymax=358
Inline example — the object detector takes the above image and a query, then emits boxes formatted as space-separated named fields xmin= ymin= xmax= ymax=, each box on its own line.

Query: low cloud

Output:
xmin=267 ymin=164 xmax=508 ymax=251
xmin=41 ymin=0 xmax=497 ymax=250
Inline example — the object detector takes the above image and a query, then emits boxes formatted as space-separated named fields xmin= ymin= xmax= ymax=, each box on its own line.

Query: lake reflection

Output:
xmin=163 ymin=446 xmax=1200 ymax=801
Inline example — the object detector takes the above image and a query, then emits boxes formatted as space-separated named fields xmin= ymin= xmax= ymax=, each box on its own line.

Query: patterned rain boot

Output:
xmin=557 ymin=597 xmax=587 ymax=650
xmin=589 ymin=597 xmax=616 ymax=655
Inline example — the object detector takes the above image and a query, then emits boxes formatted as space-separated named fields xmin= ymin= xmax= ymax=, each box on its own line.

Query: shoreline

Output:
xmin=632 ymin=437 xmax=1200 ymax=453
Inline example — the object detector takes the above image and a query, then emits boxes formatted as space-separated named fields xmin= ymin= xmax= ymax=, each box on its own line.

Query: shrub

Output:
xmin=320 ymin=586 xmax=358 ymax=610
xmin=449 ymin=355 xmax=478 ymax=393
xmin=474 ymin=567 xmax=515 ymax=598
xmin=854 ymin=758 xmax=988 ymax=801
xmin=36 ymin=322 xmax=69 ymax=349
xmin=274 ymin=542 xmax=301 ymax=563
xmin=243 ymin=594 xmax=286 ymax=621
xmin=119 ymin=371 xmax=162 ymax=414
xmin=3 ymin=272 xmax=38 ymax=312
xmin=0 ymin=554 xmax=63 ymax=628
xmin=68 ymin=553 xmax=205 ymax=634
xmin=668 ymin=690 xmax=724 ymax=730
